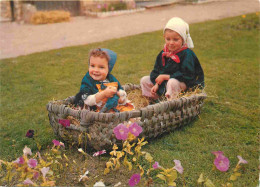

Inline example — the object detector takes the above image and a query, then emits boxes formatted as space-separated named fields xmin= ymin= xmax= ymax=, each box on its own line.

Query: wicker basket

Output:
xmin=46 ymin=84 xmax=206 ymax=150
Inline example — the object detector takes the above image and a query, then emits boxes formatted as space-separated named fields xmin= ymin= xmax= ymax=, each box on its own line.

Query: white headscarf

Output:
xmin=163 ymin=17 xmax=194 ymax=48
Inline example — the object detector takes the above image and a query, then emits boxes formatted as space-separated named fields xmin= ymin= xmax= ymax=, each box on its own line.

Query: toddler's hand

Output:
xmin=103 ymin=86 xmax=117 ymax=98
xmin=155 ymin=75 xmax=170 ymax=85
xmin=151 ymin=84 xmax=159 ymax=95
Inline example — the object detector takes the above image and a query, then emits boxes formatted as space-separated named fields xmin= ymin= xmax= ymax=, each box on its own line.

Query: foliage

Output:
xmin=231 ymin=13 xmax=259 ymax=30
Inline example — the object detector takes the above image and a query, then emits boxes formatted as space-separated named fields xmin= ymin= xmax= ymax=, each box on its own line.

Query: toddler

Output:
xmin=141 ymin=17 xmax=204 ymax=100
xmin=74 ymin=48 xmax=132 ymax=112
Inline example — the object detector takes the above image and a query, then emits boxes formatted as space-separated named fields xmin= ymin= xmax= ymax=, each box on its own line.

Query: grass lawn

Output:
xmin=0 ymin=13 xmax=259 ymax=186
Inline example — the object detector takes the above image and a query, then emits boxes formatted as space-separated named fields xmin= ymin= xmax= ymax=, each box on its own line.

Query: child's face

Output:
xmin=164 ymin=30 xmax=183 ymax=52
xmin=89 ymin=56 xmax=109 ymax=81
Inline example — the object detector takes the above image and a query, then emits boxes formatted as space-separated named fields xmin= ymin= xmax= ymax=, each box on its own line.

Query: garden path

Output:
xmin=0 ymin=0 xmax=258 ymax=59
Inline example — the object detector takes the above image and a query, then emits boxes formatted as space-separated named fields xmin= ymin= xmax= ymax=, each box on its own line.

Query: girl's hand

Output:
xmin=155 ymin=74 xmax=170 ymax=85
xmin=151 ymin=84 xmax=159 ymax=95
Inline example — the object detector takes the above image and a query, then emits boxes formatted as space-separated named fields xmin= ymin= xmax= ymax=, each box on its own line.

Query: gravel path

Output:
xmin=0 ymin=0 xmax=258 ymax=59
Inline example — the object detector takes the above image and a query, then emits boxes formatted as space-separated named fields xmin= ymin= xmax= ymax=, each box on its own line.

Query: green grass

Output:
xmin=0 ymin=13 xmax=259 ymax=186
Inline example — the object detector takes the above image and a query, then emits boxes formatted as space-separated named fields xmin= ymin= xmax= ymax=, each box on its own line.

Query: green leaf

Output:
xmin=234 ymin=172 xmax=241 ymax=177
xmin=230 ymin=174 xmax=237 ymax=181
xmin=205 ymin=179 xmax=215 ymax=187
xmin=197 ymin=173 xmax=205 ymax=184
xmin=157 ymin=174 xmax=166 ymax=182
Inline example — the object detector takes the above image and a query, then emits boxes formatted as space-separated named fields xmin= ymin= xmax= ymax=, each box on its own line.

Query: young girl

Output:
xmin=141 ymin=17 xmax=204 ymax=100
xmin=74 ymin=48 xmax=132 ymax=112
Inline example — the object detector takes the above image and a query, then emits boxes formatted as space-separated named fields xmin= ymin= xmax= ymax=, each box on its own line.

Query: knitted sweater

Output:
xmin=150 ymin=48 xmax=204 ymax=96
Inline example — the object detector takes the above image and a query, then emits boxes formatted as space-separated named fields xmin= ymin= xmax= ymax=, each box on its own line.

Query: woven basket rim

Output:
xmin=46 ymin=84 xmax=207 ymax=122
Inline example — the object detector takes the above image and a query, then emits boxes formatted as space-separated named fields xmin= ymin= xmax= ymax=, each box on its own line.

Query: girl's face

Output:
xmin=164 ymin=30 xmax=183 ymax=52
xmin=89 ymin=56 xmax=109 ymax=81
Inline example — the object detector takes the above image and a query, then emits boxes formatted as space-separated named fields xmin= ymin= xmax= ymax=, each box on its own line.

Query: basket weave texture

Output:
xmin=46 ymin=84 xmax=207 ymax=150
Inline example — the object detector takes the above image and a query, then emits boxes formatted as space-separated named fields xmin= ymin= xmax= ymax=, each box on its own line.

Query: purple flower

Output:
xmin=128 ymin=173 xmax=141 ymax=187
xmin=129 ymin=123 xmax=143 ymax=137
xmin=113 ymin=124 xmax=129 ymax=140
xmin=58 ymin=119 xmax=70 ymax=127
xmin=41 ymin=167 xmax=50 ymax=178
xmin=214 ymin=154 xmax=230 ymax=172
xmin=237 ymin=155 xmax=248 ymax=165
xmin=152 ymin=161 xmax=160 ymax=169
xmin=28 ymin=159 xmax=38 ymax=168
xmin=212 ymin=151 xmax=224 ymax=158
xmin=23 ymin=178 xmax=34 ymax=185
xmin=25 ymin=129 xmax=34 ymax=138
xmin=13 ymin=156 xmax=25 ymax=164
xmin=52 ymin=139 xmax=65 ymax=147
xmin=173 ymin=159 xmax=184 ymax=174
xmin=93 ymin=150 xmax=106 ymax=157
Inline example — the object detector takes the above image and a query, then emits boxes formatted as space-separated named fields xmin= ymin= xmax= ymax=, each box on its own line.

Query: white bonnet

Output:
xmin=163 ymin=17 xmax=194 ymax=48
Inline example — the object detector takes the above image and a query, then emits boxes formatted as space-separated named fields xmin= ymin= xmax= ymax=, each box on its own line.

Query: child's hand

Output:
xmin=103 ymin=86 xmax=117 ymax=98
xmin=155 ymin=74 xmax=170 ymax=85
xmin=117 ymin=91 xmax=126 ymax=104
xmin=151 ymin=84 xmax=159 ymax=95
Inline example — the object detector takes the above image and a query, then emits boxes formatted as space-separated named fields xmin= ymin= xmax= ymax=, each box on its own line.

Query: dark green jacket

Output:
xmin=150 ymin=48 xmax=204 ymax=96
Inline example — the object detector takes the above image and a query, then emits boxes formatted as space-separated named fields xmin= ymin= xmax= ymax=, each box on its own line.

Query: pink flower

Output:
xmin=129 ymin=123 xmax=143 ymax=137
xmin=173 ymin=159 xmax=184 ymax=174
xmin=214 ymin=155 xmax=230 ymax=172
xmin=212 ymin=151 xmax=224 ymax=158
xmin=97 ymin=4 xmax=101 ymax=9
xmin=237 ymin=155 xmax=248 ymax=165
xmin=23 ymin=178 xmax=34 ymax=185
xmin=152 ymin=161 xmax=160 ymax=169
xmin=33 ymin=172 xmax=39 ymax=180
xmin=58 ymin=119 xmax=70 ymax=127
xmin=113 ymin=124 xmax=129 ymax=140
xmin=23 ymin=146 xmax=32 ymax=156
xmin=52 ymin=139 xmax=65 ymax=147
xmin=13 ymin=156 xmax=25 ymax=164
xmin=41 ymin=167 xmax=50 ymax=178
xmin=93 ymin=150 xmax=106 ymax=157
xmin=28 ymin=159 xmax=38 ymax=168
xmin=128 ymin=173 xmax=141 ymax=187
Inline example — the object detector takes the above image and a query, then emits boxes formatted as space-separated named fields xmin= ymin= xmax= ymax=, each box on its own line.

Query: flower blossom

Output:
xmin=237 ymin=155 xmax=248 ymax=165
xmin=93 ymin=181 xmax=105 ymax=187
xmin=23 ymin=178 xmax=34 ymax=185
xmin=25 ymin=129 xmax=34 ymax=138
xmin=23 ymin=146 xmax=32 ymax=156
xmin=13 ymin=156 xmax=25 ymax=164
xmin=214 ymin=154 xmax=230 ymax=172
xmin=93 ymin=150 xmax=106 ymax=157
xmin=28 ymin=159 xmax=38 ymax=168
xmin=152 ymin=161 xmax=160 ymax=169
xmin=128 ymin=173 xmax=141 ymax=187
xmin=173 ymin=159 xmax=184 ymax=174
xmin=113 ymin=123 xmax=129 ymax=140
xmin=33 ymin=172 xmax=39 ymax=180
xmin=129 ymin=123 xmax=143 ymax=137
xmin=41 ymin=167 xmax=50 ymax=178
xmin=52 ymin=139 xmax=65 ymax=147
xmin=58 ymin=119 xmax=70 ymax=127
xmin=79 ymin=170 xmax=89 ymax=182
xmin=212 ymin=151 xmax=224 ymax=158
